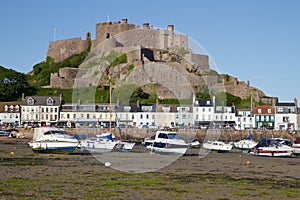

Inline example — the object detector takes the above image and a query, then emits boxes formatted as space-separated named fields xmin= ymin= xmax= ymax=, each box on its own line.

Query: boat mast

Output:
xmin=109 ymin=81 xmax=112 ymax=134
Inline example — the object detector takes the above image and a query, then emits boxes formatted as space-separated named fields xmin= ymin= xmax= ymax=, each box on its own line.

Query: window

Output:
xmin=146 ymin=114 xmax=149 ymax=119
xmin=46 ymin=108 xmax=49 ymax=112
xmin=73 ymin=114 xmax=76 ymax=119
xmin=67 ymin=114 xmax=70 ymax=119
xmin=267 ymin=109 xmax=272 ymax=113
xmin=277 ymin=107 xmax=283 ymax=112
xmin=55 ymin=108 xmax=58 ymax=112
xmin=202 ymin=108 xmax=205 ymax=112
xmin=87 ymin=114 xmax=90 ymax=119
xmin=258 ymin=109 xmax=262 ymax=113
xmin=140 ymin=114 xmax=143 ymax=119
xmin=50 ymin=108 xmax=53 ymax=113
xmin=266 ymin=116 xmax=269 ymax=121
xmin=256 ymin=116 xmax=259 ymax=121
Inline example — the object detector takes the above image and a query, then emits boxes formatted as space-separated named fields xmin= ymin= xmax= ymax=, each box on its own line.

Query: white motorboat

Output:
xmin=81 ymin=133 xmax=118 ymax=153
xmin=233 ymin=133 xmax=257 ymax=152
xmin=202 ymin=141 xmax=233 ymax=152
xmin=251 ymin=138 xmax=294 ymax=157
xmin=233 ymin=140 xmax=257 ymax=152
xmin=145 ymin=130 xmax=198 ymax=155
xmin=81 ymin=132 xmax=135 ymax=153
xmin=28 ymin=127 xmax=80 ymax=154
xmin=292 ymin=137 xmax=300 ymax=155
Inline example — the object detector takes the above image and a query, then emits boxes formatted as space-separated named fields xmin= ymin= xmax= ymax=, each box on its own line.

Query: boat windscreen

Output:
xmin=167 ymin=133 xmax=180 ymax=140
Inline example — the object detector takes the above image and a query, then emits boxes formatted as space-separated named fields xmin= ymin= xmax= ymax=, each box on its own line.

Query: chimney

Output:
xmin=294 ymin=97 xmax=298 ymax=107
xmin=22 ymin=93 xmax=25 ymax=101
xmin=137 ymin=99 xmax=140 ymax=108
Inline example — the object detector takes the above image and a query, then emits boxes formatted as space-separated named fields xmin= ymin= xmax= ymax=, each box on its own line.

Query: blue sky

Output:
xmin=0 ymin=0 xmax=299 ymax=102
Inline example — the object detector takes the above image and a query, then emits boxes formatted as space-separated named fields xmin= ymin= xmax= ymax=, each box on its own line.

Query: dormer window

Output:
xmin=47 ymin=97 xmax=54 ymax=105
xmin=10 ymin=105 xmax=14 ymax=111
xmin=28 ymin=97 xmax=34 ymax=105
xmin=4 ymin=105 xmax=8 ymax=112
xmin=15 ymin=105 xmax=19 ymax=112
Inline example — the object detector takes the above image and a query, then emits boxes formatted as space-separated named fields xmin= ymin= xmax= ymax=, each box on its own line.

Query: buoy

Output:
xmin=105 ymin=162 xmax=111 ymax=167
xmin=10 ymin=151 xmax=15 ymax=155
xmin=13 ymin=147 xmax=17 ymax=150
xmin=246 ymin=161 xmax=251 ymax=165
xmin=239 ymin=155 xmax=242 ymax=158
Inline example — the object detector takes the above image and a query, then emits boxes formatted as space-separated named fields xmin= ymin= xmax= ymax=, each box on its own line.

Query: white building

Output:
xmin=235 ymin=109 xmax=254 ymax=130
xmin=21 ymin=95 xmax=63 ymax=126
xmin=60 ymin=103 xmax=116 ymax=128
xmin=0 ymin=102 xmax=20 ymax=126
xmin=275 ymin=101 xmax=298 ymax=130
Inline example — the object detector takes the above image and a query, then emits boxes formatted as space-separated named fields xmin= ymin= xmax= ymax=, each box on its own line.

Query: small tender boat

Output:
xmin=202 ymin=141 xmax=233 ymax=152
xmin=292 ymin=137 xmax=300 ymax=155
xmin=251 ymin=138 xmax=294 ymax=157
xmin=28 ymin=128 xmax=80 ymax=154
xmin=145 ymin=130 xmax=197 ymax=155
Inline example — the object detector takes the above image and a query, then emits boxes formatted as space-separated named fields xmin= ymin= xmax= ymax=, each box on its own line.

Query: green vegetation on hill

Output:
xmin=0 ymin=66 xmax=33 ymax=102
xmin=36 ymin=87 xmax=109 ymax=103
xmin=27 ymin=45 xmax=91 ymax=87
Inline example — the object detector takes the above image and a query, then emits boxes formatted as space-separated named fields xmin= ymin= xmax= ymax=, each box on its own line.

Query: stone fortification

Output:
xmin=47 ymin=18 xmax=267 ymax=101
xmin=47 ymin=34 xmax=90 ymax=62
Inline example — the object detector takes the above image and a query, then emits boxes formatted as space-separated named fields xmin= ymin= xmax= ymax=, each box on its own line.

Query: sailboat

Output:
xmin=81 ymin=80 xmax=135 ymax=152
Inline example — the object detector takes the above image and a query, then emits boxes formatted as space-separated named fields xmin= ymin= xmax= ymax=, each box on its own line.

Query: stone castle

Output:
xmin=47 ymin=18 xmax=266 ymax=101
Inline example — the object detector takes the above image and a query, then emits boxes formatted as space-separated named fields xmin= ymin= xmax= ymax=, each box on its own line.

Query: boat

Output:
xmin=202 ymin=141 xmax=233 ymax=152
xmin=81 ymin=80 xmax=135 ymax=153
xmin=28 ymin=127 xmax=80 ymax=154
xmin=145 ymin=130 xmax=198 ymax=155
xmin=80 ymin=132 xmax=118 ymax=153
xmin=0 ymin=130 xmax=10 ymax=137
xmin=292 ymin=137 xmax=300 ymax=155
xmin=250 ymin=138 xmax=294 ymax=157
xmin=233 ymin=134 xmax=257 ymax=152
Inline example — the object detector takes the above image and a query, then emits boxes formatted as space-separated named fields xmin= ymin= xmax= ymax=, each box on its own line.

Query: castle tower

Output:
xmin=94 ymin=19 xmax=135 ymax=47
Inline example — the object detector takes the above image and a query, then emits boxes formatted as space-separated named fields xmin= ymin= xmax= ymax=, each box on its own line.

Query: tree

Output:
xmin=0 ymin=66 xmax=31 ymax=101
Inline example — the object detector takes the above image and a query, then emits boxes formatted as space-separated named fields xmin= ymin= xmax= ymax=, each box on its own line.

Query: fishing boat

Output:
xmin=233 ymin=134 xmax=257 ymax=152
xmin=292 ymin=137 xmax=300 ymax=155
xmin=202 ymin=140 xmax=233 ymax=152
xmin=28 ymin=127 xmax=80 ymax=154
xmin=250 ymin=138 xmax=294 ymax=157
xmin=145 ymin=130 xmax=197 ymax=155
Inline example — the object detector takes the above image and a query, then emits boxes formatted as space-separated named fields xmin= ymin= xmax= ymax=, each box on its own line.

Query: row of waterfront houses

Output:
xmin=0 ymin=95 xmax=299 ymax=131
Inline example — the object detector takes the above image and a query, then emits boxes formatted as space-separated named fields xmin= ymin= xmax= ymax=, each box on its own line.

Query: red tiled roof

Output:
xmin=253 ymin=106 xmax=275 ymax=114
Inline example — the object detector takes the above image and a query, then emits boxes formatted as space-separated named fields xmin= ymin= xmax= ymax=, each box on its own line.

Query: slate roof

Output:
xmin=21 ymin=96 xmax=63 ymax=106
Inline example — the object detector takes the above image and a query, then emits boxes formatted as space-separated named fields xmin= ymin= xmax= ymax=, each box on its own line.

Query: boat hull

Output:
xmin=29 ymin=141 xmax=79 ymax=154
xmin=82 ymin=141 xmax=117 ymax=153
xmin=146 ymin=145 xmax=187 ymax=155
xmin=292 ymin=144 xmax=300 ymax=155
xmin=203 ymin=141 xmax=233 ymax=152
xmin=252 ymin=147 xmax=293 ymax=157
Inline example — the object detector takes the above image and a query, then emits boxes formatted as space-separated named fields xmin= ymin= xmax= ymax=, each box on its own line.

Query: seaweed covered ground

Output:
xmin=0 ymin=138 xmax=299 ymax=200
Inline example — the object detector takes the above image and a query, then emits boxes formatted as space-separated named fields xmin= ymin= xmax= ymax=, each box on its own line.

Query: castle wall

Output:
xmin=47 ymin=38 xmax=89 ymax=62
